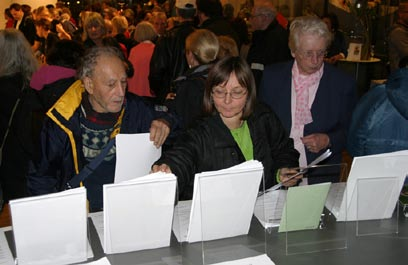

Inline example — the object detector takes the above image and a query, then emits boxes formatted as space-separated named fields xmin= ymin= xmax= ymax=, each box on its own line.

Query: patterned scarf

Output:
xmin=292 ymin=62 xmax=323 ymax=128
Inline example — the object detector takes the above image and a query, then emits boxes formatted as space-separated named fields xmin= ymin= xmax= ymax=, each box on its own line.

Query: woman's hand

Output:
xmin=279 ymin=167 xmax=303 ymax=187
xmin=151 ymin=164 xmax=172 ymax=173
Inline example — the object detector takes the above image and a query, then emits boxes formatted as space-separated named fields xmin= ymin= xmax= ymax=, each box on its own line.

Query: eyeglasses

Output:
xmin=298 ymin=50 xmax=327 ymax=59
xmin=212 ymin=88 xmax=248 ymax=99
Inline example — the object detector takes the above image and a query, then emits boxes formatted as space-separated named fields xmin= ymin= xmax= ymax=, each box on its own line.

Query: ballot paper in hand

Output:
xmin=103 ymin=172 xmax=177 ymax=254
xmin=9 ymin=187 xmax=88 ymax=265
xmin=327 ymin=150 xmax=408 ymax=221
xmin=173 ymin=160 xmax=264 ymax=243
xmin=114 ymin=133 xmax=161 ymax=183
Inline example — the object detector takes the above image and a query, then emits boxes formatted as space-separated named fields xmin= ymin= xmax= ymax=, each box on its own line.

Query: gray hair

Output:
xmin=289 ymin=16 xmax=332 ymax=53
xmin=0 ymin=29 xmax=38 ymax=82
xmin=253 ymin=0 xmax=277 ymax=19
xmin=78 ymin=46 xmax=124 ymax=80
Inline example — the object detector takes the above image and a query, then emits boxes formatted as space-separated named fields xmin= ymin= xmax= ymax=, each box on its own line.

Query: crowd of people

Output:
xmin=0 ymin=0 xmax=407 ymax=211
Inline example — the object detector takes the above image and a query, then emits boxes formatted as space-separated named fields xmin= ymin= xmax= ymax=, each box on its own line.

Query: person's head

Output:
xmin=46 ymin=39 xmax=85 ymax=69
xmin=4 ymin=8 xmax=12 ymax=20
xmin=111 ymin=15 xmax=128 ymax=35
xmin=217 ymin=35 xmax=239 ymax=60
xmin=78 ymin=46 xmax=127 ymax=113
xmin=289 ymin=16 xmax=332 ymax=75
xmin=35 ymin=18 xmax=52 ymax=38
xmin=250 ymin=0 xmax=277 ymax=31
xmin=398 ymin=2 xmax=408 ymax=25
xmin=9 ymin=3 xmax=24 ymax=21
xmin=150 ymin=11 xmax=167 ymax=35
xmin=203 ymin=56 xmax=256 ymax=120
xmin=223 ymin=3 xmax=234 ymax=20
xmin=133 ymin=21 xmax=157 ymax=43
xmin=123 ymin=8 xmax=135 ymax=26
xmin=321 ymin=13 xmax=339 ymax=32
xmin=0 ymin=29 xmax=38 ymax=81
xmin=35 ymin=6 xmax=51 ymax=20
xmin=185 ymin=29 xmax=219 ymax=67
xmin=196 ymin=0 xmax=222 ymax=17
xmin=175 ymin=0 xmax=196 ymax=20
xmin=83 ymin=12 xmax=107 ymax=43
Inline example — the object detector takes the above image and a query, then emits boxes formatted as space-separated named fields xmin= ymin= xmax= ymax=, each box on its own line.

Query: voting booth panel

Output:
xmin=356 ymin=177 xmax=400 ymax=236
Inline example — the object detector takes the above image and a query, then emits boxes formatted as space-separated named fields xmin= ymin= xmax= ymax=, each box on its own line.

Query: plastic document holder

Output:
xmin=103 ymin=172 xmax=178 ymax=254
xmin=274 ymin=164 xmax=348 ymax=255
xmin=176 ymin=160 xmax=267 ymax=265
xmin=9 ymin=187 xmax=88 ymax=265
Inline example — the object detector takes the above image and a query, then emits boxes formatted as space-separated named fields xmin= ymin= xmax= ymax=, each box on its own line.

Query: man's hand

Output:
xmin=151 ymin=164 xmax=172 ymax=173
xmin=150 ymin=119 xmax=170 ymax=148
xmin=301 ymin=133 xmax=330 ymax=153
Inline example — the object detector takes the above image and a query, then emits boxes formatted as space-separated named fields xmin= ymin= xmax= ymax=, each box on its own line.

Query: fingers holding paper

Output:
xmin=151 ymin=164 xmax=173 ymax=173
xmin=149 ymin=119 xmax=170 ymax=148
xmin=301 ymin=133 xmax=330 ymax=153
xmin=279 ymin=167 xmax=303 ymax=187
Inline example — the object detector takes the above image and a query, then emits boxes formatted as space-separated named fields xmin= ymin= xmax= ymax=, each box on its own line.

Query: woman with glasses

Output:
xmin=259 ymin=16 xmax=357 ymax=184
xmin=152 ymin=56 xmax=300 ymax=200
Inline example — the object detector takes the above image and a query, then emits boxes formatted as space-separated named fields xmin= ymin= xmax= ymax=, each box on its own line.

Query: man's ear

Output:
xmin=83 ymin=77 xmax=94 ymax=94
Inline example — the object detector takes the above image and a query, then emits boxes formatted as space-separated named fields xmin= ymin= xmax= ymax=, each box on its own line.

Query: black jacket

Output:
xmin=149 ymin=21 xmax=196 ymax=103
xmin=165 ymin=64 xmax=210 ymax=129
xmin=247 ymin=20 xmax=291 ymax=89
xmin=154 ymin=102 xmax=299 ymax=200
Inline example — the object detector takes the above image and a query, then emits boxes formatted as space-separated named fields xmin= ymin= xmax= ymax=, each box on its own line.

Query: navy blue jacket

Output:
xmin=259 ymin=61 xmax=357 ymax=183
xmin=27 ymin=80 xmax=178 ymax=210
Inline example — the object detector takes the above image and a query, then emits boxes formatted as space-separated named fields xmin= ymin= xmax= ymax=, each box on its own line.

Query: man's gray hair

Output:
xmin=78 ymin=46 xmax=124 ymax=80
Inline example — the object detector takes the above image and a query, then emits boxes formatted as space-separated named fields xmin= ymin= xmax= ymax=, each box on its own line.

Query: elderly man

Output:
xmin=27 ymin=47 xmax=177 ymax=211
xmin=259 ymin=16 xmax=357 ymax=184
xmin=246 ymin=0 xmax=291 ymax=89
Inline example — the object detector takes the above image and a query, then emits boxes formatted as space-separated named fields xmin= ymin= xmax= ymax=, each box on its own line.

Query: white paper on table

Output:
xmin=327 ymin=150 xmax=408 ymax=221
xmin=114 ymin=133 xmax=161 ymax=183
xmin=9 ymin=187 xmax=88 ymax=265
xmin=210 ymin=254 xmax=275 ymax=265
xmin=172 ymin=160 xmax=263 ymax=243
xmin=103 ymin=172 xmax=177 ymax=254
xmin=0 ymin=228 xmax=14 ymax=265
xmin=254 ymin=189 xmax=287 ymax=228
xmin=83 ymin=257 xmax=111 ymax=265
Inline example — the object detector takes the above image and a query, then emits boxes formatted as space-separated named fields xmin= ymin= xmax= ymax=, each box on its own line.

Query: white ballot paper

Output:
xmin=210 ymin=254 xmax=275 ymax=265
xmin=173 ymin=160 xmax=263 ymax=243
xmin=103 ymin=172 xmax=177 ymax=254
xmin=9 ymin=187 xmax=88 ymax=265
xmin=114 ymin=133 xmax=161 ymax=183
xmin=254 ymin=189 xmax=287 ymax=228
xmin=326 ymin=150 xmax=408 ymax=221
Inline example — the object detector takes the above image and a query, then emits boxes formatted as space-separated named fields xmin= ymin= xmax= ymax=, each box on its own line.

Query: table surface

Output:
xmin=4 ymin=205 xmax=408 ymax=265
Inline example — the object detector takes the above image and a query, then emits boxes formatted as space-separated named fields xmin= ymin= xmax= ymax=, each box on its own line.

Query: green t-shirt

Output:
xmin=230 ymin=120 xmax=253 ymax=161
